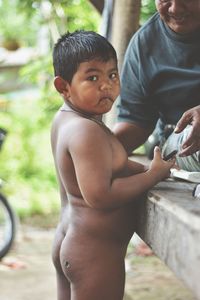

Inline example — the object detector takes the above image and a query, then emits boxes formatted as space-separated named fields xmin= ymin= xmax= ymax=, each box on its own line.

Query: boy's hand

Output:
xmin=149 ymin=146 xmax=176 ymax=181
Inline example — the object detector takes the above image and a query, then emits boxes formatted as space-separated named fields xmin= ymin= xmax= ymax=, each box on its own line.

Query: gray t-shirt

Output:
xmin=117 ymin=12 xmax=200 ymax=130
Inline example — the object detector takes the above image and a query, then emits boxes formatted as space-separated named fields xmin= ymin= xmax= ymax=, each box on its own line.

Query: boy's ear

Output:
xmin=54 ymin=76 xmax=69 ymax=97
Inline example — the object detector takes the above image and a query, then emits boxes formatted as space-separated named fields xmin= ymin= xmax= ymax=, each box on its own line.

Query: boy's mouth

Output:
xmin=100 ymin=95 xmax=113 ymax=102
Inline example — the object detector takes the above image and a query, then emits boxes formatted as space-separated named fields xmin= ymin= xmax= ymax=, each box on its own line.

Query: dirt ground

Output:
xmin=0 ymin=222 xmax=196 ymax=300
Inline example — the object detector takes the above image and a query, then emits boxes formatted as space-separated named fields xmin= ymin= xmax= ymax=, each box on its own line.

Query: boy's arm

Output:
xmin=70 ymin=121 xmax=174 ymax=210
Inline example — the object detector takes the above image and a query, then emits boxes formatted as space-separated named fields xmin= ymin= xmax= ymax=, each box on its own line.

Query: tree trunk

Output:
xmin=111 ymin=0 xmax=141 ymax=70
xmin=105 ymin=0 xmax=141 ymax=128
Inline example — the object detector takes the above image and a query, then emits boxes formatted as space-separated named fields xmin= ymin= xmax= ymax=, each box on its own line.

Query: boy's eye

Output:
xmin=87 ymin=75 xmax=98 ymax=81
xmin=110 ymin=72 xmax=118 ymax=80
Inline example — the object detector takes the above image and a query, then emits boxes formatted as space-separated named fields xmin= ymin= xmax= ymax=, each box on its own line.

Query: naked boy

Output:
xmin=51 ymin=30 xmax=175 ymax=300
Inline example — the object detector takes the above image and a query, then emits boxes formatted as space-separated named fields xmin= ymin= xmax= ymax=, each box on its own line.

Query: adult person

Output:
xmin=114 ymin=0 xmax=200 ymax=172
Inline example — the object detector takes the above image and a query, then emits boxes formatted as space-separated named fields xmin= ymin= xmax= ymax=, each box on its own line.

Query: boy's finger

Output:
xmin=153 ymin=146 xmax=161 ymax=158
xmin=154 ymin=146 xmax=160 ymax=152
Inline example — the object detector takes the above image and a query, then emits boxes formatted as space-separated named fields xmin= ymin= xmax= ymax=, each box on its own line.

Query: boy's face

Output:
xmin=65 ymin=58 xmax=120 ymax=115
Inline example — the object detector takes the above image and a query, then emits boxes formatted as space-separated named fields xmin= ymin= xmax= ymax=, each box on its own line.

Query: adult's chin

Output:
xmin=167 ymin=20 xmax=198 ymax=34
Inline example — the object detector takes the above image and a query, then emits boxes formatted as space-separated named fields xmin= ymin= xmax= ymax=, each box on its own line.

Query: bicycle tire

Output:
xmin=0 ymin=192 xmax=16 ymax=259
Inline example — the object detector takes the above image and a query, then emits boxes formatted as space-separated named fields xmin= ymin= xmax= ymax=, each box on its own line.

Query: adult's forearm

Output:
xmin=113 ymin=121 xmax=152 ymax=155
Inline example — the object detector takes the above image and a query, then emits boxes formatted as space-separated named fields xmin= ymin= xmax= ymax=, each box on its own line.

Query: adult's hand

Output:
xmin=174 ymin=105 xmax=200 ymax=156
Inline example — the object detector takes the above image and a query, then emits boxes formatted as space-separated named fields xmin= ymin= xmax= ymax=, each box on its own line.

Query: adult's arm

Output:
xmin=175 ymin=105 xmax=200 ymax=156
xmin=115 ymin=31 xmax=158 ymax=155
xmin=113 ymin=121 xmax=153 ymax=155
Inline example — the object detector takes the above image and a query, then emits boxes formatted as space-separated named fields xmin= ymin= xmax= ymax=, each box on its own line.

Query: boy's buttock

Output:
xmin=58 ymin=228 xmax=126 ymax=282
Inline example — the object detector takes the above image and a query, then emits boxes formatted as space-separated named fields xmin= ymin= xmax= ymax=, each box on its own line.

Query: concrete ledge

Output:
xmin=136 ymin=180 xmax=200 ymax=299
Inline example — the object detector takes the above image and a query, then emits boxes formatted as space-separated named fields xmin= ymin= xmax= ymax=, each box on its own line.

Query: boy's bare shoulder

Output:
xmin=68 ymin=116 xmax=111 ymax=144
xmin=52 ymin=112 xmax=111 ymax=147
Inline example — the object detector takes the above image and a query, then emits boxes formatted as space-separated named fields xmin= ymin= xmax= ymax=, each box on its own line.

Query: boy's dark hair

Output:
xmin=53 ymin=30 xmax=117 ymax=83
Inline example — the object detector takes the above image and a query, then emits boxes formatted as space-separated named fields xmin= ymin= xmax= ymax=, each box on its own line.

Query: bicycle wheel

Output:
xmin=0 ymin=193 xmax=16 ymax=259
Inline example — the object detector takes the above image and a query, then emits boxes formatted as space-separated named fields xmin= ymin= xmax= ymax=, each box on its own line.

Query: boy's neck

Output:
xmin=60 ymin=101 xmax=113 ymax=135
xmin=62 ymin=101 xmax=102 ymax=121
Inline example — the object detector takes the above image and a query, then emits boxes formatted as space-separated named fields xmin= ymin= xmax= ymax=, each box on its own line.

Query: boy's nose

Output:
xmin=99 ymin=80 xmax=112 ymax=90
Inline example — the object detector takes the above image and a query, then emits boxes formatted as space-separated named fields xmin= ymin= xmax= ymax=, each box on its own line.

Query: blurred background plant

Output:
xmin=0 ymin=0 xmax=41 ymax=50
xmin=0 ymin=0 xmax=155 ymax=223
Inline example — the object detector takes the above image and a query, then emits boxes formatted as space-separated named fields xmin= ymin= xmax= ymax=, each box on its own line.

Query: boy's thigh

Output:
xmin=56 ymin=271 xmax=71 ymax=300
xmin=71 ymin=256 xmax=126 ymax=300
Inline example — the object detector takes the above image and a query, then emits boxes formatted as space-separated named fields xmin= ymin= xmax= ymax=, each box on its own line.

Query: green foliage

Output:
xmin=0 ymin=94 xmax=60 ymax=218
xmin=61 ymin=0 xmax=101 ymax=32
xmin=19 ymin=54 xmax=61 ymax=113
xmin=141 ymin=0 xmax=156 ymax=24
xmin=0 ymin=0 xmax=100 ymax=49
xmin=15 ymin=0 xmax=100 ymax=37
xmin=0 ymin=0 xmax=41 ymax=47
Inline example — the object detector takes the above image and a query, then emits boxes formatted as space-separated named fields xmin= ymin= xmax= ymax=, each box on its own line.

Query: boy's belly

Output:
xmin=60 ymin=198 xmax=137 ymax=246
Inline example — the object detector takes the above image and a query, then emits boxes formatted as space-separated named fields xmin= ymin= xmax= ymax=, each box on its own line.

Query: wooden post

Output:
xmin=111 ymin=0 xmax=141 ymax=70
xmin=105 ymin=0 xmax=141 ymax=128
